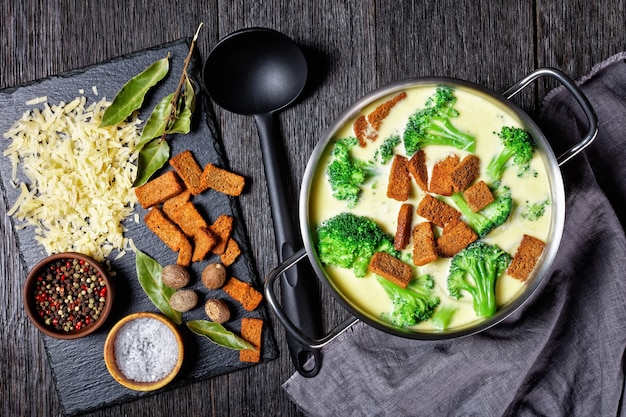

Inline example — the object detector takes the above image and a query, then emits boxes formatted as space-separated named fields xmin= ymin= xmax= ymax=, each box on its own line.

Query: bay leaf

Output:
xmin=134 ymin=249 xmax=182 ymax=325
xmin=137 ymin=92 xmax=176 ymax=149
xmin=100 ymin=56 xmax=170 ymax=127
xmin=166 ymin=76 xmax=195 ymax=135
xmin=133 ymin=138 xmax=170 ymax=187
xmin=187 ymin=320 xmax=255 ymax=350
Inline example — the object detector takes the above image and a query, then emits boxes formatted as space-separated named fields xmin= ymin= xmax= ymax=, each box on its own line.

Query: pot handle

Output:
xmin=503 ymin=68 xmax=598 ymax=166
xmin=264 ymin=248 xmax=359 ymax=352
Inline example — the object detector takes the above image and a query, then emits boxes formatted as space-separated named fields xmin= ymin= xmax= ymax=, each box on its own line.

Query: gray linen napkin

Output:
xmin=283 ymin=53 xmax=626 ymax=417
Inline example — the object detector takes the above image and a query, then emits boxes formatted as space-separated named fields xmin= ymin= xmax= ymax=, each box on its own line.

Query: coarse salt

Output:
xmin=114 ymin=317 xmax=179 ymax=383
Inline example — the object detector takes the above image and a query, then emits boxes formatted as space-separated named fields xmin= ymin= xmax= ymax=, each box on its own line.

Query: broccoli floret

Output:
xmin=403 ymin=86 xmax=475 ymax=155
xmin=450 ymin=186 xmax=513 ymax=238
xmin=326 ymin=137 xmax=377 ymax=207
xmin=486 ymin=126 xmax=536 ymax=181
xmin=447 ymin=241 xmax=512 ymax=317
xmin=431 ymin=305 xmax=458 ymax=331
xmin=521 ymin=198 xmax=550 ymax=221
xmin=316 ymin=212 xmax=397 ymax=278
xmin=378 ymin=274 xmax=440 ymax=327
xmin=373 ymin=135 xmax=401 ymax=164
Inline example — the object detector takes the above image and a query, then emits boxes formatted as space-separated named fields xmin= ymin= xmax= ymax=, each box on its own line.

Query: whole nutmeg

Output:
xmin=202 ymin=263 xmax=227 ymax=290
xmin=169 ymin=289 xmax=198 ymax=312
xmin=162 ymin=264 xmax=190 ymax=289
xmin=204 ymin=299 xmax=230 ymax=323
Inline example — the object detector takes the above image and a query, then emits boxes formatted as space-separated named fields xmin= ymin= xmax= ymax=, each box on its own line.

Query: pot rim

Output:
xmin=298 ymin=76 xmax=566 ymax=339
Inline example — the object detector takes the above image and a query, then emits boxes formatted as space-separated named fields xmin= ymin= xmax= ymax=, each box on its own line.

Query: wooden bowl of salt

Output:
xmin=104 ymin=312 xmax=184 ymax=391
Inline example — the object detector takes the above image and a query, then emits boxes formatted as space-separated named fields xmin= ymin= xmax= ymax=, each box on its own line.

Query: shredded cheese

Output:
xmin=2 ymin=96 xmax=141 ymax=261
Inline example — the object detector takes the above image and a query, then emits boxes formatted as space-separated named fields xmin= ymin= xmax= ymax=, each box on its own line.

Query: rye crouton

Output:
xmin=387 ymin=155 xmax=411 ymax=201
xmin=416 ymin=194 xmax=461 ymax=228
xmin=223 ymin=277 xmax=263 ymax=311
xmin=412 ymin=222 xmax=438 ymax=266
xmin=408 ymin=150 xmax=429 ymax=192
xmin=208 ymin=214 xmax=234 ymax=255
xmin=368 ymin=251 xmax=412 ymax=288
xmin=508 ymin=235 xmax=546 ymax=281
xmin=394 ymin=203 xmax=413 ymax=250
xmin=354 ymin=91 xmax=407 ymax=146
xmin=240 ymin=318 xmax=263 ymax=363
xmin=192 ymin=228 xmax=216 ymax=262
xmin=354 ymin=115 xmax=376 ymax=146
xmin=144 ymin=207 xmax=192 ymax=266
xmin=429 ymin=154 xmax=460 ymax=196
xmin=367 ymin=91 xmax=407 ymax=131
xmin=135 ymin=171 xmax=185 ymax=209
xmin=201 ymin=163 xmax=246 ymax=197
xmin=169 ymin=150 xmax=206 ymax=195
xmin=162 ymin=189 xmax=192 ymax=212
xmin=163 ymin=201 xmax=209 ymax=237
xmin=450 ymin=155 xmax=480 ymax=192
xmin=220 ymin=238 xmax=241 ymax=266
xmin=436 ymin=220 xmax=478 ymax=258
xmin=463 ymin=181 xmax=494 ymax=212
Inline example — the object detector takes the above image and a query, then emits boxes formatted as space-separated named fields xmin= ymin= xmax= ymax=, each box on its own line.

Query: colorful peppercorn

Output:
xmin=33 ymin=258 xmax=108 ymax=333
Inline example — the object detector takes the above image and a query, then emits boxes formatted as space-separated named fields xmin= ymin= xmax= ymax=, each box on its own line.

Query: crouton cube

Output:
xmin=463 ymin=181 xmax=494 ymax=212
xmin=177 ymin=238 xmax=193 ymax=267
xmin=192 ymin=228 xmax=216 ymax=262
xmin=208 ymin=214 xmax=234 ymax=255
xmin=144 ymin=207 xmax=192 ymax=266
xmin=368 ymin=251 xmax=412 ymax=288
xmin=387 ymin=155 xmax=411 ymax=201
xmin=223 ymin=277 xmax=263 ymax=311
xmin=354 ymin=115 xmax=375 ymax=146
xmin=429 ymin=154 xmax=460 ymax=196
xmin=508 ymin=235 xmax=546 ymax=281
xmin=135 ymin=171 xmax=185 ymax=209
xmin=162 ymin=189 xmax=192 ymax=213
xmin=169 ymin=150 xmax=206 ymax=195
xmin=408 ymin=150 xmax=429 ymax=192
xmin=201 ymin=163 xmax=246 ymax=197
xmin=416 ymin=194 xmax=461 ymax=228
xmin=220 ymin=238 xmax=241 ymax=267
xmin=394 ymin=203 xmax=413 ymax=250
xmin=163 ymin=201 xmax=209 ymax=238
xmin=367 ymin=91 xmax=407 ymax=130
xmin=451 ymin=155 xmax=480 ymax=192
xmin=240 ymin=318 xmax=263 ymax=363
xmin=412 ymin=222 xmax=438 ymax=266
xmin=436 ymin=221 xmax=478 ymax=258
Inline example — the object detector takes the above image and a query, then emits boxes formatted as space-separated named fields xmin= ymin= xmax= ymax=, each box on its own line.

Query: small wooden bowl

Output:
xmin=23 ymin=252 xmax=114 ymax=340
xmin=104 ymin=312 xmax=184 ymax=391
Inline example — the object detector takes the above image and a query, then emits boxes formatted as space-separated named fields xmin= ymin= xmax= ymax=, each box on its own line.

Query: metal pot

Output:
xmin=265 ymin=68 xmax=597 ymax=350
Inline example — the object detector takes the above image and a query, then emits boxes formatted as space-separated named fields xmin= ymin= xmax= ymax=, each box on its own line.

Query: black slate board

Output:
xmin=0 ymin=39 xmax=277 ymax=416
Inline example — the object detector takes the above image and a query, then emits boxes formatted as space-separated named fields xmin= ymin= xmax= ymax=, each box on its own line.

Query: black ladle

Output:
xmin=203 ymin=28 xmax=323 ymax=377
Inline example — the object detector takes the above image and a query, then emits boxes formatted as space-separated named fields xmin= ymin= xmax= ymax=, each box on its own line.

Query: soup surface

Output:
xmin=309 ymin=84 xmax=552 ymax=332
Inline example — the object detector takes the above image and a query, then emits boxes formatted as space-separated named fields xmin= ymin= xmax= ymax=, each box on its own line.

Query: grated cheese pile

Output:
xmin=2 ymin=96 xmax=141 ymax=261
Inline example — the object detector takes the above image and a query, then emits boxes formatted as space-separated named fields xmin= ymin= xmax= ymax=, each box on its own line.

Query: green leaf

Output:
xmin=133 ymin=138 xmax=170 ymax=186
xmin=134 ymin=249 xmax=182 ymax=325
xmin=167 ymin=107 xmax=192 ymax=135
xmin=100 ymin=56 xmax=170 ymax=127
xmin=187 ymin=320 xmax=255 ymax=350
xmin=165 ymin=76 xmax=195 ymax=135
xmin=137 ymin=93 xmax=176 ymax=149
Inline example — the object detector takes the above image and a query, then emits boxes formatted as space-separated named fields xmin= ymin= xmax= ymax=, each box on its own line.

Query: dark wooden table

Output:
xmin=1 ymin=1 xmax=624 ymax=416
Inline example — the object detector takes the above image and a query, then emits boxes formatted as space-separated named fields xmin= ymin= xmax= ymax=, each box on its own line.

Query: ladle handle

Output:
xmin=254 ymin=112 xmax=325 ymax=377
xmin=503 ymin=67 xmax=598 ymax=166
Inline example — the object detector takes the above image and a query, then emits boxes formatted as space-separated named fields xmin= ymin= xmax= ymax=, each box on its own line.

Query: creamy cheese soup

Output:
xmin=309 ymin=84 xmax=552 ymax=332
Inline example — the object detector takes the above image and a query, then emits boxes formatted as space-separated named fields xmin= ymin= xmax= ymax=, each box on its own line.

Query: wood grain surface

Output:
xmin=1 ymin=1 xmax=624 ymax=416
